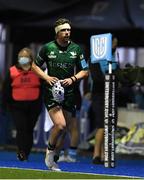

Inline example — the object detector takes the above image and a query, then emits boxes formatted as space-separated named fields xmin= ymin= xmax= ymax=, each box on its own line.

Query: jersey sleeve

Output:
xmin=76 ymin=46 xmax=89 ymax=71
xmin=34 ymin=45 xmax=47 ymax=67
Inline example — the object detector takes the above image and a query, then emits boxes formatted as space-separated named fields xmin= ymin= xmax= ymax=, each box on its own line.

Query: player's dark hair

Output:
xmin=54 ymin=18 xmax=71 ymax=28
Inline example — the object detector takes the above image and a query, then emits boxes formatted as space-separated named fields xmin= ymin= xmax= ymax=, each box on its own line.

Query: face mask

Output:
xmin=18 ymin=57 xmax=30 ymax=65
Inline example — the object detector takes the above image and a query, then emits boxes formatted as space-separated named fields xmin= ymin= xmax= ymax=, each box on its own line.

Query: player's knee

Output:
xmin=56 ymin=122 xmax=66 ymax=130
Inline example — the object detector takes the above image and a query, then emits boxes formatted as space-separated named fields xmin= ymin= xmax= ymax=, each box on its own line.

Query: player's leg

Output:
xmin=45 ymin=106 xmax=66 ymax=171
xmin=48 ymin=107 xmax=66 ymax=146
xmin=91 ymin=94 xmax=104 ymax=164
xmin=67 ymin=84 xmax=81 ymax=159
xmin=58 ymin=110 xmax=77 ymax=162
xmin=92 ymin=128 xmax=104 ymax=164
xmin=69 ymin=113 xmax=79 ymax=149
xmin=68 ymin=112 xmax=79 ymax=159
xmin=53 ymin=93 xmax=77 ymax=163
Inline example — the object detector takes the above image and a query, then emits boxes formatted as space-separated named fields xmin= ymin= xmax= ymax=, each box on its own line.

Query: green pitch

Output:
xmin=0 ymin=168 xmax=136 ymax=179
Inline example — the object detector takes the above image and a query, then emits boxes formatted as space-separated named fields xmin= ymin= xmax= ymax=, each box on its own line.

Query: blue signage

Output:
xmin=90 ymin=33 xmax=112 ymax=63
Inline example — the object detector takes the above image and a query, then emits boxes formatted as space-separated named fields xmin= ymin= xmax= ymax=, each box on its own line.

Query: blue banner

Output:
xmin=90 ymin=33 xmax=112 ymax=63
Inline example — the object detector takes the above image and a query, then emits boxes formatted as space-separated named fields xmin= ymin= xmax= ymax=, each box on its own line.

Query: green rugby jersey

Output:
xmin=35 ymin=40 xmax=88 ymax=80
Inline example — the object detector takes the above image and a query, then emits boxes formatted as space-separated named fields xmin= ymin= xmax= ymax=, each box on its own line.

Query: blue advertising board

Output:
xmin=90 ymin=33 xmax=112 ymax=63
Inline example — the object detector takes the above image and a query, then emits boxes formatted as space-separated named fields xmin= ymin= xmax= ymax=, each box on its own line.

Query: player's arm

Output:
xmin=61 ymin=46 xmax=89 ymax=87
xmin=71 ymin=69 xmax=89 ymax=82
xmin=32 ymin=62 xmax=58 ymax=86
xmin=32 ymin=47 xmax=58 ymax=86
xmin=73 ymin=47 xmax=89 ymax=81
xmin=61 ymin=69 xmax=88 ymax=87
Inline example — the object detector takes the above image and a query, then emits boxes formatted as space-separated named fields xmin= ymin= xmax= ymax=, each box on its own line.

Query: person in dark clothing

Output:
xmin=90 ymin=36 xmax=119 ymax=165
xmin=2 ymin=47 xmax=43 ymax=161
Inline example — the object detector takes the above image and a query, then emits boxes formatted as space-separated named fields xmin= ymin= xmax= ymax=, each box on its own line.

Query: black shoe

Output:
xmin=92 ymin=156 xmax=104 ymax=165
xmin=17 ymin=151 xmax=28 ymax=161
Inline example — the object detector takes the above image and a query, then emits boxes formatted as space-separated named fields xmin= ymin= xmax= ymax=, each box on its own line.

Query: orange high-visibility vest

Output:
xmin=10 ymin=66 xmax=41 ymax=101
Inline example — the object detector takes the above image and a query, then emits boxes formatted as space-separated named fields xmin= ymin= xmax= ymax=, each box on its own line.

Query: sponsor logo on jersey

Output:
xmin=49 ymin=62 xmax=72 ymax=68
xmin=81 ymin=59 xmax=88 ymax=68
xmin=59 ymin=50 xmax=64 ymax=53
xmin=48 ymin=51 xmax=56 ymax=58
xmin=70 ymin=52 xmax=77 ymax=58
xmin=80 ymin=54 xmax=84 ymax=60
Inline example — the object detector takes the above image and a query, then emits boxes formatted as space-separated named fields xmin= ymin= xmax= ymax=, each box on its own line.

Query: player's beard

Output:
xmin=64 ymin=36 xmax=70 ymax=41
xmin=62 ymin=36 xmax=70 ymax=46
xmin=57 ymin=35 xmax=70 ymax=46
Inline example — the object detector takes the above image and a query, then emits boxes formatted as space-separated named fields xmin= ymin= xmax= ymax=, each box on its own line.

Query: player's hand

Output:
xmin=46 ymin=76 xmax=59 ymax=86
xmin=60 ymin=78 xmax=73 ymax=87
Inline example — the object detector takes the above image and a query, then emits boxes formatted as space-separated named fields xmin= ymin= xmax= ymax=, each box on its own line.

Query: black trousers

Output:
xmin=91 ymin=93 xmax=105 ymax=129
xmin=91 ymin=92 xmax=118 ymax=130
xmin=9 ymin=100 xmax=42 ymax=157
